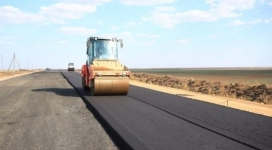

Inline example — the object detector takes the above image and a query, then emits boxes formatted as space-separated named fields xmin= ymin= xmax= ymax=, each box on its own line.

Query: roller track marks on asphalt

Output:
xmin=62 ymin=71 xmax=272 ymax=150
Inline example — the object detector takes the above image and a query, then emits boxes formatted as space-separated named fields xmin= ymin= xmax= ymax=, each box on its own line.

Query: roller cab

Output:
xmin=81 ymin=37 xmax=130 ymax=96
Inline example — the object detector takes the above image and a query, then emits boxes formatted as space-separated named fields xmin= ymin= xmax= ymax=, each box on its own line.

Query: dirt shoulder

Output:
xmin=131 ymin=73 xmax=272 ymax=104
xmin=130 ymin=80 xmax=272 ymax=117
xmin=0 ymin=70 xmax=39 ymax=81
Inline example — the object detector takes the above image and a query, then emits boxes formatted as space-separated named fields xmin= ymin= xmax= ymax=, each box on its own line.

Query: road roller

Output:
xmin=68 ymin=63 xmax=74 ymax=71
xmin=81 ymin=37 xmax=130 ymax=96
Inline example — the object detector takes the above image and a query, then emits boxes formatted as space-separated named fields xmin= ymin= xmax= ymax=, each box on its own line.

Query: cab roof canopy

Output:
xmin=87 ymin=37 xmax=117 ymax=40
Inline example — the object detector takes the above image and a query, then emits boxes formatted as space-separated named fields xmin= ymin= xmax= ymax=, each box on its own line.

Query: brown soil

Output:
xmin=0 ymin=70 xmax=36 ymax=81
xmin=131 ymin=73 xmax=272 ymax=104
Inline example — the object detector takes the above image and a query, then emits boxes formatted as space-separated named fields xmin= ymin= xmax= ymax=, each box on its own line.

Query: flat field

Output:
xmin=0 ymin=70 xmax=35 ymax=78
xmin=131 ymin=68 xmax=272 ymax=87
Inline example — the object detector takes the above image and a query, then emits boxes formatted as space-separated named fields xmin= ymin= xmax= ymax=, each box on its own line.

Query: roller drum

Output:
xmin=93 ymin=76 xmax=129 ymax=95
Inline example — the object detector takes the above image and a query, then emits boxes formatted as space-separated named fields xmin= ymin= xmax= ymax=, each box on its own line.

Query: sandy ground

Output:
xmin=130 ymin=80 xmax=272 ymax=117
xmin=0 ymin=70 xmax=38 ymax=82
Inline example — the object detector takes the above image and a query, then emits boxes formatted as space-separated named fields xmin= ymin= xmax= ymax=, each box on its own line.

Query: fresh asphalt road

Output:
xmin=0 ymin=71 xmax=117 ymax=150
xmin=1 ymin=71 xmax=271 ymax=150
xmin=63 ymin=71 xmax=272 ymax=150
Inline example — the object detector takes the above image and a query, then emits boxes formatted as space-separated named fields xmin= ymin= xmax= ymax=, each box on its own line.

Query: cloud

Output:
xmin=120 ymin=0 xmax=176 ymax=6
xmin=264 ymin=17 xmax=272 ymax=24
xmin=139 ymin=41 xmax=154 ymax=45
xmin=35 ymin=43 xmax=50 ymax=47
xmin=228 ymin=19 xmax=245 ymax=26
xmin=137 ymin=33 xmax=161 ymax=38
xmin=125 ymin=21 xmax=142 ymax=27
xmin=216 ymin=0 xmax=257 ymax=10
xmin=118 ymin=32 xmax=136 ymax=43
xmin=58 ymin=0 xmax=112 ymax=5
xmin=0 ymin=3 xmax=97 ymax=25
xmin=210 ymin=32 xmax=223 ymax=38
xmin=144 ymin=0 xmax=257 ymax=28
xmin=0 ymin=39 xmax=12 ymax=45
xmin=228 ymin=18 xmax=267 ymax=26
xmin=259 ymin=0 xmax=272 ymax=6
xmin=248 ymin=19 xmax=262 ymax=24
xmin=121 ymin=32 xmax=132 ymax=37
xmin=205 ymin=0 xmax=217 ymax=7
xmin=97 ymin=21 xmax=103 ymax=25
xmin=142 ymin=9 xmax=179 ymax=28
xmin=56 ymin=40 xmax=68 ymax=44
xmin=110 ymin=25 xmax=119 ymax=30
xmin=0 ymin=36 xmax=20 ymax=45
xmin=0 ymin=6 xmax=45 ymax=24
xmin=154 ymin=6 xmax=176 ymax=12
xmin=39 ymin=3 xmax=96 ymax=22
xmin=176 ymin=39 xmax=190 ymax=44
xmin=259 ymin=0 xmax=266 ymax=4
xmin=60 ymin=27 xmax=96 ymax=36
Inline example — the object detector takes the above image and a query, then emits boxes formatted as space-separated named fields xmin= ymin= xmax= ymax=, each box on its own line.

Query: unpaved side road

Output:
xmin=0 ymin=71 xmax=117 ymax=150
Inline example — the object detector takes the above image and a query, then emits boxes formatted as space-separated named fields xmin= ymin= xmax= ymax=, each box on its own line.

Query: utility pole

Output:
xmin=8 ymin=53 xmax=15 ymax=71
xmin=8 ymin=53 xmax=21 ymax=71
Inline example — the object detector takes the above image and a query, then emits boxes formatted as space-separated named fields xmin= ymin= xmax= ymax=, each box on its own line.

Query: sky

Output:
xmin=0 ymin=0 xmax=271 ymax=69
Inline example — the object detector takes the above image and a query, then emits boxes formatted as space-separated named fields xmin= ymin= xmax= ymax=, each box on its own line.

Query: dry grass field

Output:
xmin=131 ymin=68 xmax=272 ymax=104
xmin=0 ymin=70 xmax=36 ymax=78
xmin=131 ymin=68 xmax=272 ymax=87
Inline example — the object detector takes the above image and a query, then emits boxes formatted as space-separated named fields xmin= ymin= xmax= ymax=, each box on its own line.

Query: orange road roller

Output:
xmin=81 ymin=37 xmax=130 ymax=96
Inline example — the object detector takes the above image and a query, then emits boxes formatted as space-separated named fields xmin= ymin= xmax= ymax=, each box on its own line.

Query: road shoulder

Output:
xmin=0 ymin=71 xmax=39 ymax=82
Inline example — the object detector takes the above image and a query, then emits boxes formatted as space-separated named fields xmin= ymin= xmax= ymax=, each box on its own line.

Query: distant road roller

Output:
xmin=81 ymin=37 xmax=130 ymax=96
xmin=68 ymin=63 xmax=75 ymax=71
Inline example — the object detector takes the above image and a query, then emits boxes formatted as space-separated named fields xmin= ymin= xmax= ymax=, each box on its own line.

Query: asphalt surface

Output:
xmin=63 ymin=71 xmax=272 ymax=150
xmin=0 ymin=72 xmax=117 ymax=150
